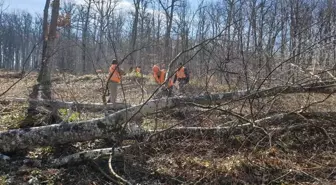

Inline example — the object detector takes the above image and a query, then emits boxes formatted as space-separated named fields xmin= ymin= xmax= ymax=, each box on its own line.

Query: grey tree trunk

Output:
xmin=129 ymin=0 xmax=141 ymax=67
xmin=27 ymin=0 xmax=60 ymax=119
xmin=159 ymin=0 xmax=176 ymax=65
xmin=4 ymin=98 xmax=130 ymax=112
xmin=82 ymin=0 xmax=91 ymax=73
xmin=37 ymin=0 xmax=60 ymax=99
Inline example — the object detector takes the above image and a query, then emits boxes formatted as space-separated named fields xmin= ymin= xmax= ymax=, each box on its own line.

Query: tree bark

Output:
xmin=129 ymin=0 xmax=140 ymax=67
xmin=1 ymin=81 xmax=336 ymax=153
xmin=26 ymin=0 xmax=51 ymax=116
xmin=51 ymin=111 xmax=336 ymax=166
xmin=51 ymin=146 xmax=130 ymax=166
xmin=2 ymin=98 xmax=130 ymax=112
xmin=37 ymin=0 xmax=60 ymax=99
xmin=82 ymin=0 xmax=91 ymax=73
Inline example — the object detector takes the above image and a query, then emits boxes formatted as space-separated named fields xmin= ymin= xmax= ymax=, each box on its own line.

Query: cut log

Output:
xmin=47 ymin=111 xmax=336 ymax=166
xmin=1 ymin=98 xmax=130 ymax=112
xmin=51 ymin=146 xmax=130 ymax=167
xmin=0 ymin=72 xmax=24 ymax=79
xmin=1 ymin=81 xmax=336 ymax=153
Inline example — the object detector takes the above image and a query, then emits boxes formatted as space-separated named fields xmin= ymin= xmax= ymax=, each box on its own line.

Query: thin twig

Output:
xmin=108 ymin=153 xmax=132 ymax=185
xmin=91 ymin=160 xmax=120 ymax=184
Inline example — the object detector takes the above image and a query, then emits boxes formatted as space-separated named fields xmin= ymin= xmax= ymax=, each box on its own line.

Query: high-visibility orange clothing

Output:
xmin=152 ymin=65 xmax=160 ymax=73
xmin=152 ymin=65 xmax=161 ymax=84
xmin=176 ymin=67 xmax=186 ymax=79
xmin=153 ymin=65 xmax=174 ymax=88
xmin=109 ymin=64 xmax=121 ymax=83
xmin=159 ymin=69 xmax=166 ymax=84
xmin=160 ymin=70 xmax=174 ymax=88
xmin=168 ymin=78 xmax=173 ymax=88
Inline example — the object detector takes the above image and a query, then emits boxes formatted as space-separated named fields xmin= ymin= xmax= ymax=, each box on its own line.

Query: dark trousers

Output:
xmin=177 ymin=78 xmax=188 ymax=92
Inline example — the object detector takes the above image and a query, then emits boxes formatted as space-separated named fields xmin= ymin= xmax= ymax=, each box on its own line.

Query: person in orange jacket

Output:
xmin=152 ymin=64 xmax=162 ymax=84
xmin=152 ymin=64 xmax=174 ymax=95
xmin=173 ymin=63 xmax=189 ymax=92
xmin=107 ymin=59 xmax=125 ymax=104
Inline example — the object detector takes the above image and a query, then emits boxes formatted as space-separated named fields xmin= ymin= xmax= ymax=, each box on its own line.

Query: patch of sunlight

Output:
xmin=0 ymin=175 xmax=6 ymax=185
xmin=74 ymin=74 xmax=102 ymax=82
xmin=183 ymin=154 xmax=245 ymax=172
xmin=58 ymin=108 xmax=80 ymax=122
xmin=28 ymin=146 xmax=54 ymax=158
xmin=142 ymin=118 xmax=171 ymax=130
xmin=0 ymin=111 xmax=26 ymax=129
xmin=189 ymin=78 xmax=233 ymax=92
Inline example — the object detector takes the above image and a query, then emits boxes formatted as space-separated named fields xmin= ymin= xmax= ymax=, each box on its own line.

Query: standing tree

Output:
xmin=129 ymin=0 xmax=141 ymax=67
xmin=25 ymin=0 xmax=61 ymax=126
xmin=159 ymin=0 xmax=178 ymax=65
xmin=37 ymin=0 xmax=60 ymax=99
xmin=81 ymin=0 xmax=92 ymax=73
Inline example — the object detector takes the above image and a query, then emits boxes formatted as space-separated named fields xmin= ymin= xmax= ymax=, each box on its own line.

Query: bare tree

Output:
xmin=128 ymin=0 xmax=141 ymax=67
xmin=159 ymin=0 xmax=179 ymax=65
xmin=81 ymin=0 xmax=92 ymax=73
xmin=25 ymin=0 xmax=61 ymax=123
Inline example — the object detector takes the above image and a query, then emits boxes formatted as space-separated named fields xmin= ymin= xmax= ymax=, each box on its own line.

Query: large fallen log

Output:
xmin=51 ymin=111 xmax=336 ymax=166
xmin=0 ymin=72 xmax=24 ymax=79
xmin=1 ymin=98 xmax=130 ymax=112
xmin=1 ymin=81 xmax=336 ymax=153
xmin=51 ymin=123 xmax=254 ymax=167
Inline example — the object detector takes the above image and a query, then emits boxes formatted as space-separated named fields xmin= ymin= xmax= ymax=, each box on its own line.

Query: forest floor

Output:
xmin=0 ymin=69 xmax=336 ymax=185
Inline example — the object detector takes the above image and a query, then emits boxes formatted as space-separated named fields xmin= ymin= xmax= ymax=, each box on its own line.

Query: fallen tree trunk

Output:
xmin=51 ymin=123 xmax=255 ymax=167
xmin=1 ymin=98 xmax=130 ymax=112
xmin=1 ymin=81 xmax=336 ymax=153
xmin=23 ymin=110 xmax=336 ymax=167
xmin=51 ymin=146 xmax=130 ymax=166
xmin=0 ymin=72 xmax=24 ymax=79
xmin=51 ymin=111 xmax=336 ymax=166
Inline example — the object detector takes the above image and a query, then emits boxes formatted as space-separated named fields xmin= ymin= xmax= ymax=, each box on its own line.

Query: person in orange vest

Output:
xmin=152 ymin=64 xmax=173 ymax=85
xmin=152 ymin=64 xmax=162 ymax=84
xmin=173 ymin=63 xmax=189 ymax=92
xmin=159 ymin=68 xmax=174 ymax=89
xmin=107 ymin=59 xmax=125 ymax=104
xmin=152 ymin=64 xmax=174 ymax=95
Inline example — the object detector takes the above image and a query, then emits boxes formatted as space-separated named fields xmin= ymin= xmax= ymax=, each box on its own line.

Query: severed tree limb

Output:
xmin=50 ymin=111 xmax=336 ymax=167
xmin=1 ymin=81 xmax=336 ymax=153
xmin=149 ymin=121 xmax=335 ymax=142
xmin=1 ymin=98 xmax=130 ymax=112
xmin=51 ymin=146 xmax=130 ymax=167
xmin=50 ymin=124 xmax=253 ymax=167
xmin=0 ymin=72 xmax=25 ymax=79
xmin=51 ymin=125 xmax=255 ymax=167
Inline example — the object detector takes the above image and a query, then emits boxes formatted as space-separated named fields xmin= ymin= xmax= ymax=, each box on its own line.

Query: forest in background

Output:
xmin=0 ymin=0 xmax=335 ymax=86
